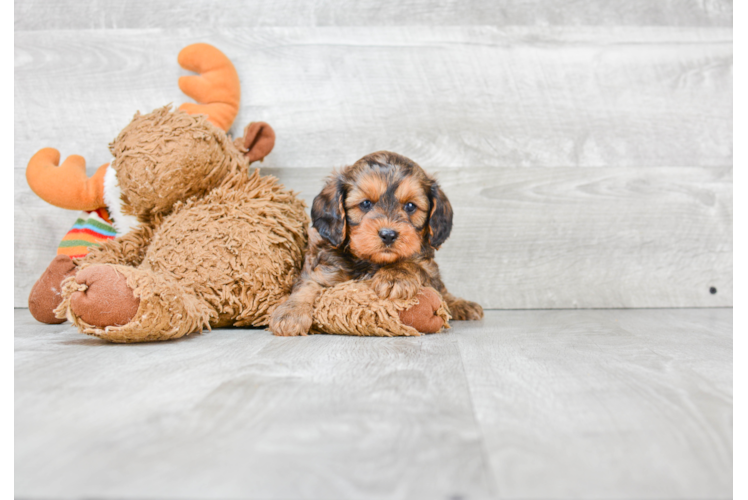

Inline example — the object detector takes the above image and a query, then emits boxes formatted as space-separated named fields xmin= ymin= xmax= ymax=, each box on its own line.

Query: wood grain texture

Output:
xmin=14 ymin=307 xmax=733 ymax=498
xmin=14 ymin=0 xmax=733 ymax=30
xmin=14 ymin=28 xmax=732 ymax=171
xmin=14 ymin=166 xmax=732 ymax=308
xmin=455 ymin=308 xmax=732 ymax=498
xmin=14 ymin=309 xmax=492 ymax=500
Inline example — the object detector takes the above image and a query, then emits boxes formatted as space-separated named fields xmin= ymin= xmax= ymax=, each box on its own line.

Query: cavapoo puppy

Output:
xmin=270 ymin=151 xmax=483 ymax=336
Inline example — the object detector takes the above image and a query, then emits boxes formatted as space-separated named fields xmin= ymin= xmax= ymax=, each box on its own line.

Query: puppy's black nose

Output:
xmin=379 ymin=228 xmax=398 ymax=245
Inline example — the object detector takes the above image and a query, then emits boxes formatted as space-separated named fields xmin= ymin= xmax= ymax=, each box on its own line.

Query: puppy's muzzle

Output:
xmin=378 ymin=228 xmax=398 ymax=246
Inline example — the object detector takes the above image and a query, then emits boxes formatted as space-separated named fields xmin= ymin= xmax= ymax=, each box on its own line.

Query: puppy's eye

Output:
xmin=359 ymin=200 xmax=373 ymax=211
xmin=404 ymin=202 xmax=417 ymax=214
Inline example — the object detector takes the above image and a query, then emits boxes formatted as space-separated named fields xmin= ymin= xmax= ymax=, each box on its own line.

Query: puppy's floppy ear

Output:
xmin=428 ymin=182 xmax=453 ymax=249
xmin=312 ymin=175 xmax=347 ymax=247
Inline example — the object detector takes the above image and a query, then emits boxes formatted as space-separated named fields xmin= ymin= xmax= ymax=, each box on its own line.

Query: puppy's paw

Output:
xmin=448 ymin=299 xmax=484 ymax=321
xmin=371 ymin=270 xmax=421 ymax=301
xmin=269 ymin=301 xmax=313 ymax=336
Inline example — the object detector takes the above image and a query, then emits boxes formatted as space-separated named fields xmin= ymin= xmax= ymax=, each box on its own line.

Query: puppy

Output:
xmin=269 ymin=151 xmax=483 ymax=336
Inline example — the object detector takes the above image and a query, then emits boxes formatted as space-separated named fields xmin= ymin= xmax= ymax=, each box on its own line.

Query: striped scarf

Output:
xmin=57 ymin=208 xmax=117 ymax=259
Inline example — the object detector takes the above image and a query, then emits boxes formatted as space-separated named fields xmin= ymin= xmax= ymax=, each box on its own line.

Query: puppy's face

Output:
xmin=312 ymin=151 xmax=453 ymax=264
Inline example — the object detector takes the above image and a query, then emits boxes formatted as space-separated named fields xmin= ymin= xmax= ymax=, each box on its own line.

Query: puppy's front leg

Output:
xmin=371 ymin=262 xmax=423 ymax=301
xmin=443 ymin=292 xmax=484 ymax=321
xmin=269 ymin=280 xmax=321 ymax=336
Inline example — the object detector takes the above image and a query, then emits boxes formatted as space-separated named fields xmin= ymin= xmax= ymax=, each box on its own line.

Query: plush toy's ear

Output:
xmin=239 ymin=122 xmax=276 ymax=163
xmin=428 ymin=182 xmax=453 ymax=249
xmin=311 ymin=175 xmax=347 ymax=247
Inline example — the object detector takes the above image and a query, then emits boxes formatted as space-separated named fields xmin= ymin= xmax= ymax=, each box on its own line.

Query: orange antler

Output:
xmin=178 ymin=43 xmax=241 ymax=132
xmin=26 ymin=148 xmax=107 ymax=210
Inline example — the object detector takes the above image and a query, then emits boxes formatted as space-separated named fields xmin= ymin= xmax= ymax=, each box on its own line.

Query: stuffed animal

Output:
xmin=26 ymin=43 xmax=450 ymax=342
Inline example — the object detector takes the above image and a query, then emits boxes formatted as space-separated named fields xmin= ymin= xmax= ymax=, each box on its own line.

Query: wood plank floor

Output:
xmin=14 ymin=307 xmax=732 ymax=499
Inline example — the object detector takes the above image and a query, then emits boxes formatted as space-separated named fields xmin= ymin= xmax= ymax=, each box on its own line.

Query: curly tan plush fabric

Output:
xmin=310 ymin=282 xmax=450 ymax=337
xmin=110 ymin=106 xmax=248 ymax=217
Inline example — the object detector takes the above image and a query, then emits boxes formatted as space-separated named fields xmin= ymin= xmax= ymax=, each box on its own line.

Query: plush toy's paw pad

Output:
xmin=449 ymin=299 xmax=484 ymax=321
xmin=269 ymin=301 xmax=313 ymax=337
xmin=29 ymin=255 xmax=78 ymax=324
xmin=372 ymin=271 xmax=421 ymax=301
xmin=69 ymin=266 xmax=140 ymax=328
xmin=399 ymin=288 xmax=445 ymax=334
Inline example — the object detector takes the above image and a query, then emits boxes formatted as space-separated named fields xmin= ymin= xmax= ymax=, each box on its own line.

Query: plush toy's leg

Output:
xmin=309 ymin=282 xmax=450 ymax=337
xmin=57 ymin=264 xmax=214 ymax=343
xmin=28 ymin=255 xmax=78 ymax=324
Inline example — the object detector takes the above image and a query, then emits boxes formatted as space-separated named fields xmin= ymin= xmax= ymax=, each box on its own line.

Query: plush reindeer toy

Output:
xmin=26 ymin=43 xmax=308 ymax=342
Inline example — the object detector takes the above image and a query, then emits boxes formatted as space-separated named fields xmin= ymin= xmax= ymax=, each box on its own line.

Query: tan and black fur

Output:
xmin=270 ymin=151 xmax=483 ymax=337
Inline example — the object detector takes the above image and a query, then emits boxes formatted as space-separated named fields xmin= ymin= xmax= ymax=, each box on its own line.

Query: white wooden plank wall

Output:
xmin=13 ymin=2 xmax=732 ymax=309
xmin=15 ymin=0 xmax=732 ymax=29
